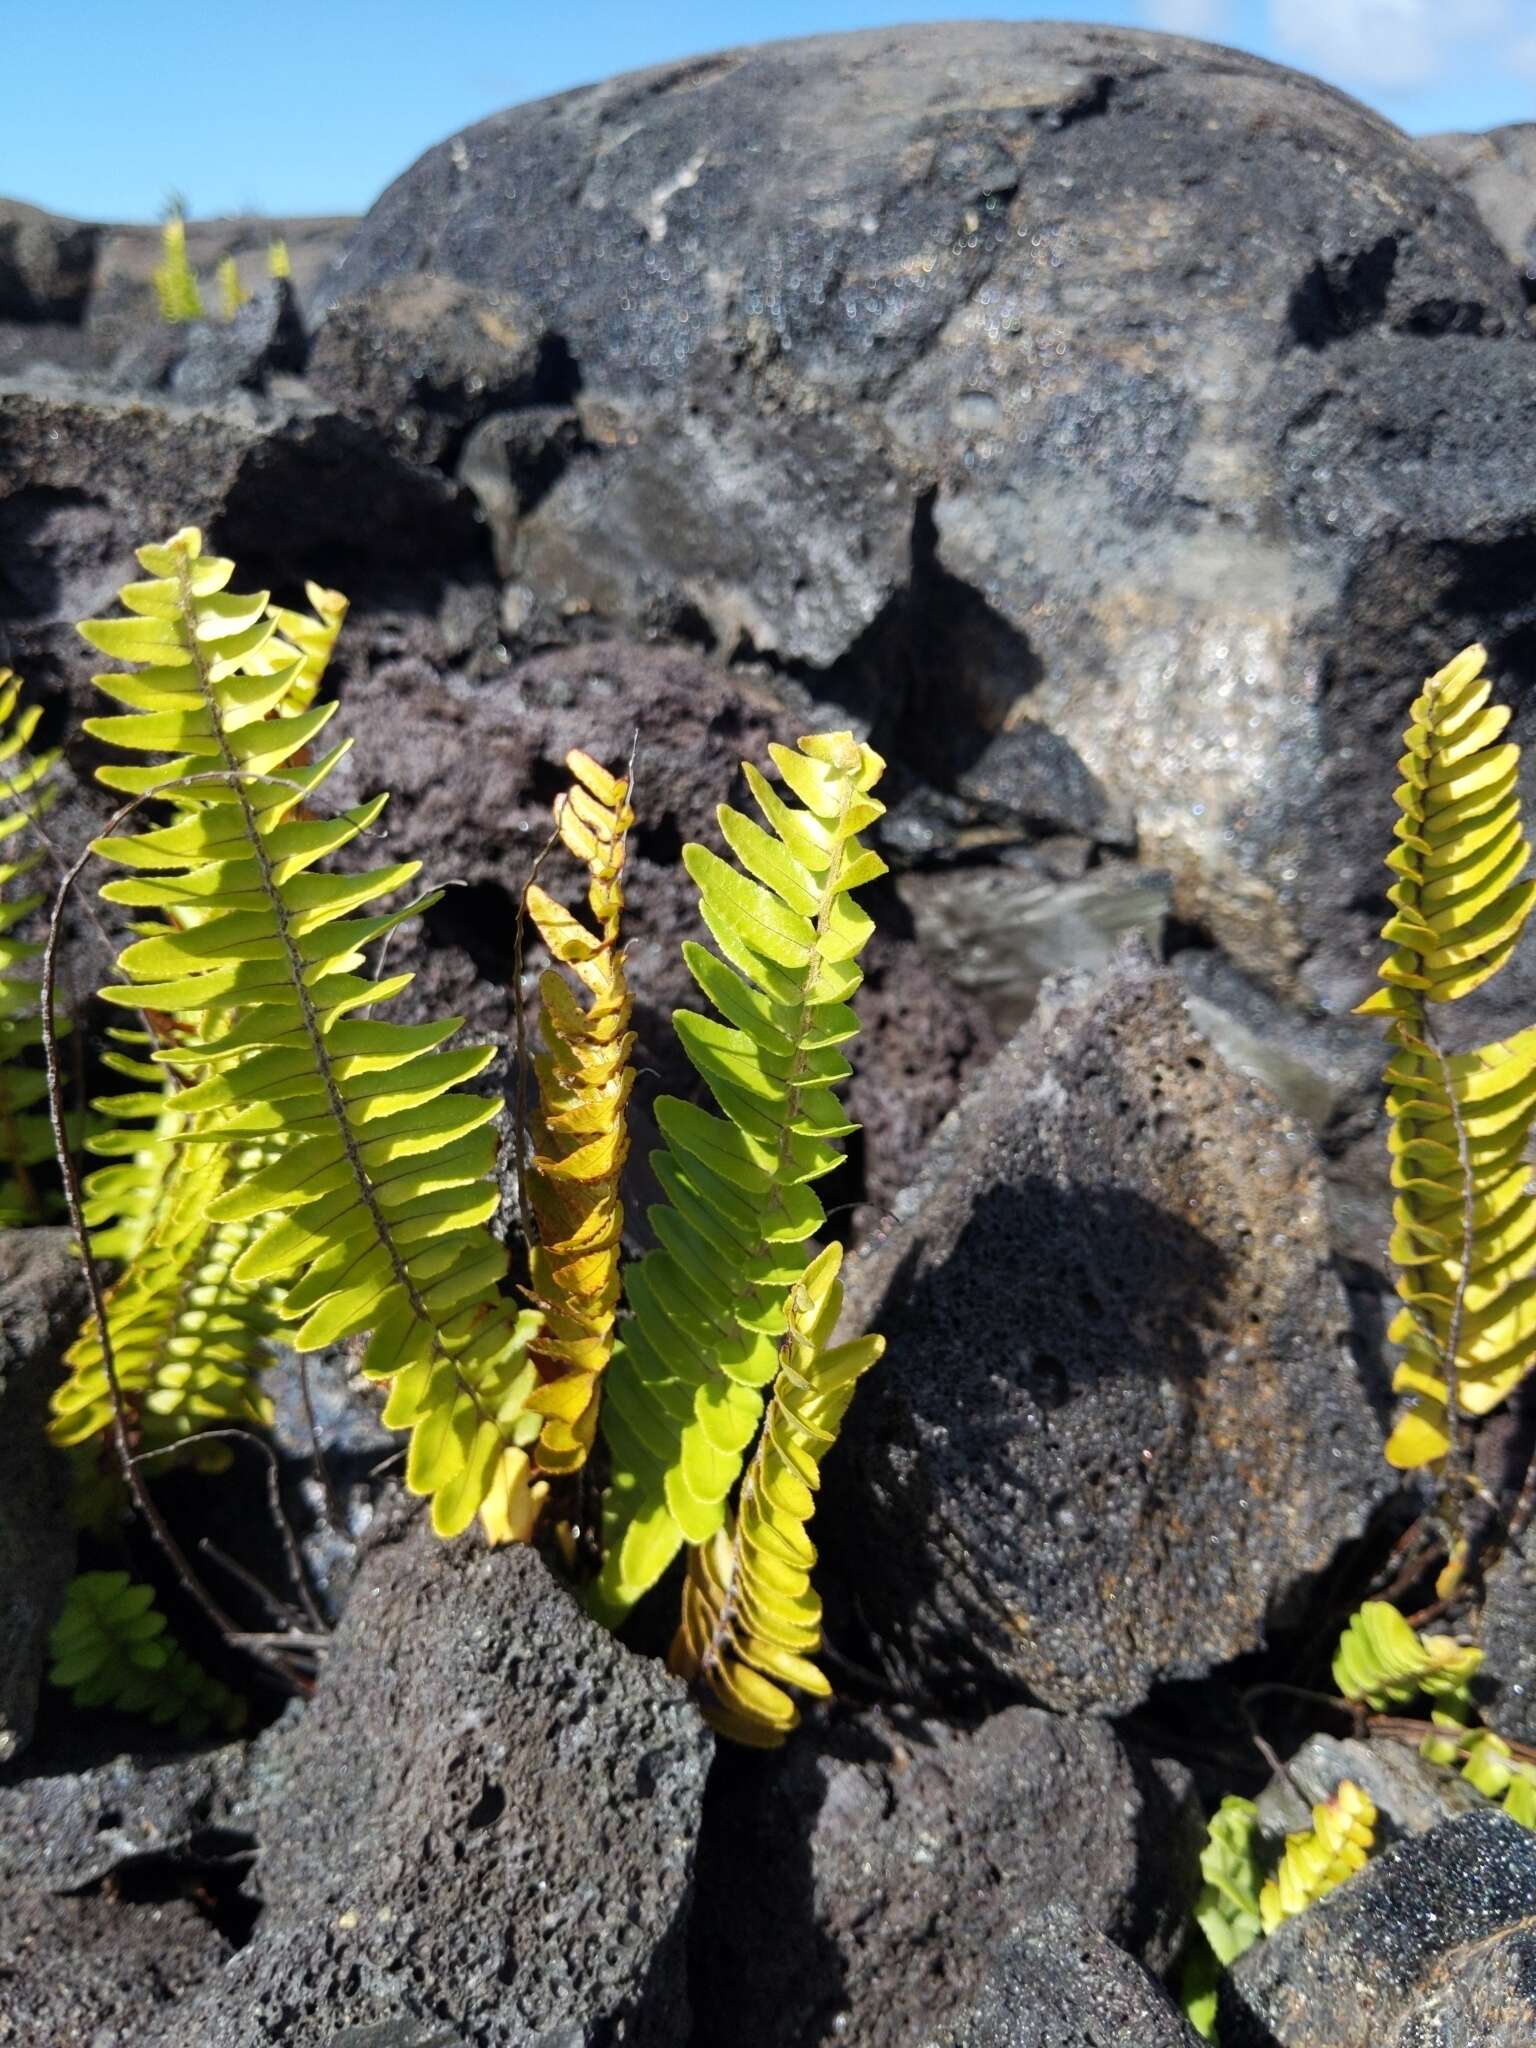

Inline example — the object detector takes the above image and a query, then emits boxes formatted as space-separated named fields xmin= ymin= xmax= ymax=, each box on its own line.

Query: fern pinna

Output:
xmin=49 ymin=1570 xmax=245 ymax=1738
xmin=521 ymin=750 xmax=635 ymax=1478
xmin=71 ymin=528 xmax=541 ymax=1543
xmin=0 ymin=668 xmax=63 ymax=1223
xmin=594 ymin=732 xmax=887 ymax=1619
xmin=1357 ymin=645 xmax=1536 ymax=1474
xmin=669 ymin=1242 xmax=882 ymax=1745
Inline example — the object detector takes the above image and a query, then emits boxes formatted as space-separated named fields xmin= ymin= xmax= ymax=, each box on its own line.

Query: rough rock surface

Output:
xmin=0 ymin=1229 xmax=85 ymax=1763
xmin=324 ymin=20 xmax=1533 ymax=996
xmin=819 ymin=947 xmax=1388 ymax=1714
xmin=0 ymin=1888 xmax=230 ymax=2043
xmin=1222 ymin=1809 xmax=1536 ymax=2048
xmin=949 ymin=1906 xmax=1202 ymax=2047
xmin=1255 ymin=1732 xmax=1481 ymax=1844
xmin=154 ymin=1513 xmax=711 ymax=2047
xmin=1479 ymin=1547 xmax=1536 ymax=1746
xmin=0 ymin=199 xmax=99 ymax=321
xmin=689 ymin=1704 xmax=1199 ymax=2048
xmin=1422 ymin=124 xmax=1536 ymax=287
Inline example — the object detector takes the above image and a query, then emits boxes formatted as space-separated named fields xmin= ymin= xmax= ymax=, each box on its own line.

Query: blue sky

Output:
xmin=5 ymin=1 xmax=1534 ymax=223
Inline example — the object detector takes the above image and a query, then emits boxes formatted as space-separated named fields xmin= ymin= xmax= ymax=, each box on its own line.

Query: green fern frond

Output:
xmin=78 ymin=526 xmax=542 ymax=1542
xmin=258 ymin=581 xmax=349 ymax=716
xmin=0 ymin=668 xmax=62 ymax=1224
xmin=48 ymin=1570 xmax=245 ymax=1737
xmin=522 ymin=749 xmax=635 ymax=1478
xmin=1422 ymin=1720 xmax=1536 ymax=1827
xmin=267 ymin=237 xmax=291 ymax=282
xmin=666 ymin=1241 xmax=883 ymax=1746
xmin=216 ymin=253 xmax=249 ymax=322
xmin=153 ymin=217 xmax=204 ymax=323
xmin=595 ymin=732 xmax=886 ymax=1618
xmin=1257 ymin=1780 xmax=1376 ymax=1934
xmin=1332 ymin=1599 xmax=1482 ymax=1711
xmin=1356 ymin=646 xmax=1536 ymax=1470
xmin=1192 ymin=1795 xmax=1265 ymax=1968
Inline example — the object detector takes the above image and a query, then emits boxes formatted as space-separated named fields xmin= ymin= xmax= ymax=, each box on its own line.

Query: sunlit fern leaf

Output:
xmin=1332 ymin=1599 xmax=1482 ymax=1712
xmin=666 ymin=1241 xmax=882 ymax=1747
xmin=1258 ymin=1781 xmax=1376 ymax=1934
xmin=594 ymin=732 xmax=886 ymax=1619
xmin=1355 ymin=646 xmax=1536 ymax=1471
xmin=522 ymin=749 xmax=635 ymax=1480
xmin=0 ymin=667 xmax=64 ymax=1225
xmin=48 ymin=1569 xmax=245 ymax=1738
xmin=216 ymin=253 xmax=249 ymax=323
xmin=153 ymin=216 xmax=203 ymax=324
xmin=258 ymin=581 xmax=349 ymax=716
xmin=1180 ymin=1794 xmax=1265 ymax=2038
xmin=1434 ymin=1724 xmax=1536 ymax=1828
xmin=77 ymin=526 xmax=542 ymax=1542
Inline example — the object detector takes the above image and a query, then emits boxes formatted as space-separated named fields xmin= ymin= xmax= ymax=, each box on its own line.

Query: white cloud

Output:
xmin=1268 ymin=0 xmax=1514 ymax=94
xmin=1140 ymin=0 xmax=1233 ymax=37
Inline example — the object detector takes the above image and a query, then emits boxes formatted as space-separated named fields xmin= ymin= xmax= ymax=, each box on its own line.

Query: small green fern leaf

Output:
xmin=667 ymin=1241 xmax=882 ymax=1746
xmin=1356 ymin=646 xmax=1536 ymax=1469
xmin=0 ymin=668 xmax=63 ymax=1224
xmin=1332 ymin=1599 xmax=1482 ymax=1712
xmin=1258 ymin=1780 xmax=1377 ymax=1933
xmin=49 ymin=1569 xmax=245 ymax=1737
xmin=595 ymin=732 xmax=886 ymax=1618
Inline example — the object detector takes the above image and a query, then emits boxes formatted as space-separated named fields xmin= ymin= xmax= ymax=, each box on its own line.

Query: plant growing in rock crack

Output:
xmin=22 ymin=524 xmax=885 ymax=1750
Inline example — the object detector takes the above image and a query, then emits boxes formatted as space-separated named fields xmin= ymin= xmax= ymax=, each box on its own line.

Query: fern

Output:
xmin=595 ymin=732 xmax=887 ymax=1617
xmin=1356 ymin=646 xmax=1536 ymax=1474
xmin=48 ymin=1569 xmax=245 ymax=1737
xmin=1332 ymin=1599 xmax=1482 ymax=1711
xmin=75 ymin=526 xmax=542 ymax=1542
xmin=521 ymin=749 xmax=635 ymax=1476
xmin=153 ymin=216 xmax=203 ymax=324
xmin=667 ymin=1242 xmax=882 ymax=1746
xmin=1181 ymin=1796 xmax=1264 ymax=2041
xmin=1425 ymin=1720 xmax=1536 ymax=1827
xmin=1257 ymin=1780 xmax=1376 ymax=1934
xmin=216 ymin=253 xmax=249 ymax=322
xmin=267 ymin=237 xmax=291 ymax=282
xmin=0 ymin=668 xmax=62 ymax=1224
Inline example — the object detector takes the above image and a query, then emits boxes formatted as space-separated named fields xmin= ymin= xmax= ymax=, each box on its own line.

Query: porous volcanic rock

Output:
xmin=688 ymin=1704 xmax=1199 ymax=2048
xmin=323 ymin=20 xmax=1534 ymax=991
xmin=818 ymin=945 xmax=1389 ymax=1714
xmin=0 ymin=199 xmax=99 ymax=322
xmin=152 ymin=1513 xmax=711 ymax=2047
xmin=0 ymin=1228 xmax=85 ymax=1763
xmin=949 ymin=1906 xmax=1202 ymax=2047
xmin=0 ymin=1888 xmax=230 ymax=2042
xmin=1422 ymin=124 xmax=1536 ymax=288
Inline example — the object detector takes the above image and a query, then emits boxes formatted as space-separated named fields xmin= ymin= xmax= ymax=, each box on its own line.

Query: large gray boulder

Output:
xmin=319 ymin=20 xmax=1534 ymax=1003
xmin=0 ymin=1228 xmax=84 ymax=1763
xmin=818 ymin=946 xmax=1389 ymax=1714
xmin=152 ymin=1514 xmax=711 ymax=2047
xmin=689 ymin=1705 xmax=1199 ymax=2047
xmin=1422 ymin=124 xmax=1536 ymax=287
xmin=0 ymin=199 xmax=99 ymax=321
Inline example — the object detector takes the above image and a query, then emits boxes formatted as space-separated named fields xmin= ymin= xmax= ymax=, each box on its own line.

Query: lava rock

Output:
xmin=322 ymin=21 xmax=1528 ymax=991
xmin=156 ymin=1513 xmax=711 ymax=2046
xmin=458 ymin=404 xmax=584 ymax=574
xmin=0 ymin=1228 xmax=85 ymax=1763
xmin=1255 ymin=1732 xmax=1482 ymax=1844
xmin=0 ymin=199 xmax=99 ymax=322
xmin=307 ymin=274 xmax=552 ymax=467
xmin=1422 ymin=124 xmax=1536 ymax=289
xmin=689 ymin=1705 xmax=1199 ymax=2048
xmin=0 ymin=1888 xmax=230 ymax=2043
xmin=168 ymin=279 xmax=308 ymax=403
xmin=948 ymin=1905 xmax=1202 ymax=2047
xmin=1221 ymin=1809 xmax=1536 ymax=2047
xmin=819 ymin=945 xmax=1389 ymax=1714
xmin=1478 ymin=1548 xmax=1536 ymax=1747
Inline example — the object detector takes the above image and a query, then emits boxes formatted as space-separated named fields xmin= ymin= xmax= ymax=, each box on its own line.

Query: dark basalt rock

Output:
xmin=689 ymin=1704 xmax=1199 ymax=2048
xmin=1422 ymin=124 xmax=1536 ymax=292
xmin=0 ymin=1888 xmax=230 ymax=2042
xmin=151 ymin=1513 xmax=711 ymax=2047
xmin=1222 ymin=1809 xmax=1536 ymax=2048
xmin=0 ymin=199 xmax=100 ymax=322
xmin=0 ymin=1228 xmax=85 ymax=1763
xmin=948 ymin=1905 xmax=1202 ymax=2047
xmin=818 ymin=945 xmax=1390 ymax=1714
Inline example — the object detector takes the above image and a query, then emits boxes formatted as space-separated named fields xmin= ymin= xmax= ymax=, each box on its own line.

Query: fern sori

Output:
xmin=1257 ymin=1781 xmax=1377 ymax=1934
xmin=49 ymin=1570 xmax=245 ymax=1737
xmin=667 ymin=1241 xmax=883 ymax=1746
xmin=1357 ymin=646 xmax=1536 ymax=1471
xmin=0 ymin=668 xmax=62 ymax=1223
xmin=595 ymin=732 xmax=887 ymax=1617
xmin=522 ymin=749 xmax=635 ymax=1476
xmin=77 ymin=527 xmax=541 ymax=1541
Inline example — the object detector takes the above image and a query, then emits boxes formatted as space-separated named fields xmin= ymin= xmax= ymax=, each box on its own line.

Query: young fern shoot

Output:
xmin=1357 ymin=646 xmax=1536 ymax=1504
xmin=521 ymin=750 xmax=635 ymax=1482
xmin=594 ymin=731 xmax=887 ymax=1620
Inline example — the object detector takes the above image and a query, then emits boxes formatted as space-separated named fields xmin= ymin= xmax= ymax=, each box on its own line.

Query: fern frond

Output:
xmin=258 ymin=582 xmax=349 ymax=716
xmin=522 ymin=749 xmax=635 ymax=1477
xmin=78 ymin=527 xmax=542 ymax=1542
xmin=216 ymin=253 xmax=249 ymax=322
xmin=1424 ymin=1721 xmax=1536 ymax=1827
xmin=667 ymin=1241 xmax=883 ymax=1746
xmin=596 ymin=732 xmax=887 ymax=1616
xmin=1192 ymin=1796 xmax=1265 ymax=1968
xmin=267 ymin=237 xmax=291 ymax=281
xmin=1257 ymin=1780 xmax=1376 ymax=1934
xmin=153 ymin=217 xmax=203 ymax=324
xmin=0 ymin=668 xmax=62 ymax=1224
xmin=1356 ymin=646 xmax=1536 ymax=1470
xmin=1332 ymin=1599 xmax=1482 ymax=1711
xmin=48 ymin=1570 xmax=245 ymax=1737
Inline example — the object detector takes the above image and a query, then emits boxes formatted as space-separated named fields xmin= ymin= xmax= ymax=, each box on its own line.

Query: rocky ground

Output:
xmin=3 ymin=20 xmax=1536 ymax=2047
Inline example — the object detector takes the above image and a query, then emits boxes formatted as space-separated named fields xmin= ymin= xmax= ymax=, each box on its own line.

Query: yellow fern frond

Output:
xmin=521 ymin=749 xmax=635 ymax=1478
xmin=0 ymin=668 xmax=63 ymax=1224
xmin=1332 ymin=1599 xmax=1482 ymax=1711
xmin=153 ymin=216 xmax=203 ymax=324
xmin=1258 ymin=1780 xmax=1377 ymax=1933
xmin=267 ymin=237 xmax=291 ymax=282
xmin=1356 ymin=646 xmax=1536 ymax=1470
xmin=667 ymin=1241 xmax=882 ymax=1747
xmin=216 ymin=253 xmax=249 ymax=322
